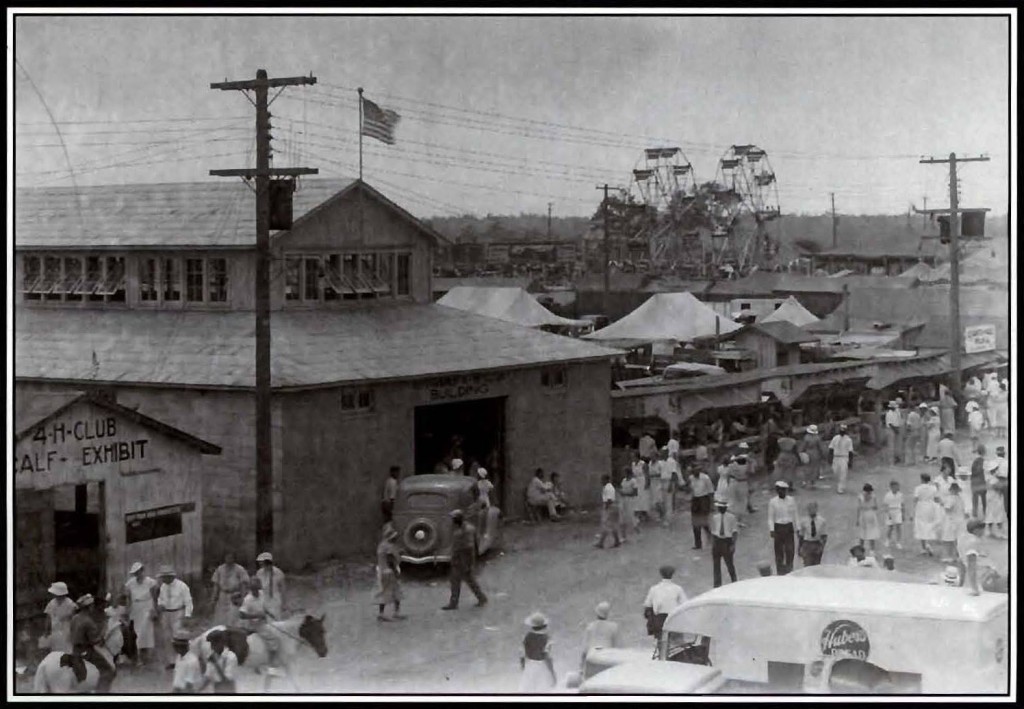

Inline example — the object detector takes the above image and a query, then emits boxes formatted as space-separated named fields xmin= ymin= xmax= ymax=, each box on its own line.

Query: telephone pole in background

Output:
xmin=918 ymin=152 xmax=989 ymax=415
xmin=830 ymin=192 xmax=838 ymax=248
xmin=210 ymin=69 xmax=318 ymax=553
xmin=921 ymin=196 xmax=928 ymax=231
xmin=547 ymin=202 xmax=553 ymax=240
xmin=596 ymin=184 xmax=610 ymax=314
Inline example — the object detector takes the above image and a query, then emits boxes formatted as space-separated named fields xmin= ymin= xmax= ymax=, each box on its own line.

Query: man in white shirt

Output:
xmin=667 ymin=432 xmax=681 ymax=461
xmin=767 ymin=482 xmax=799 ymax=575
xmin=237 ymin=577 xmax=281 ymax=669
xmin=710 ymin=497 xmax=739 ymax=587
xmin=203 ymin=629 xmax=239 ymax=693
xmin=829 ymin=425 xmax=855 ymax=494
xmin=688 ymin=466 xmax=715 ymax=550
xmin=594 ymin=475 xmax=621 ymax=549
xmin=884 ymin=401 xmax=902 ymax=465
xmin=254 ymin=552 xmax=286 ymax=619
xmin=797 ymin=501 xmax=828 ymax=566
xmin=654 ymin=448 xmax=680 ymax=526
xmin=157 ymin=565 xmax=193 ymax=670
xmin=643 ymin=565 xmax=686 ymax=643
xmin=170 ymin=630 xmax=202 ymax=693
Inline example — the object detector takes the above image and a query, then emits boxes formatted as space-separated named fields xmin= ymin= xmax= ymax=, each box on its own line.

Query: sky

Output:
xmin=12 ymin=12 xmax=1013 ymax=218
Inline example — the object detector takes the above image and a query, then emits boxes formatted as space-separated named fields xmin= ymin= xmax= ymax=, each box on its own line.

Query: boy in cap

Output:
xmin=171 ymin=629 xmax=202 ymax=693
xmin=442 ymin=509 xmax=488 ymax=610
xmin=710 ymin=497 xmax=739 ymax=587
xmin=767 ymin=481 xmax=799 ymax=575
xmin=254 ymin=552 xmax=286 ymax=619
xmin=157 ymin=566 xmax=193 ymax=670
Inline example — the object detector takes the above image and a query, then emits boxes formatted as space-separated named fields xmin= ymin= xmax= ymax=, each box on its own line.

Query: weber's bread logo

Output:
xmin=820 ymin=620 xmax=870 ymax=660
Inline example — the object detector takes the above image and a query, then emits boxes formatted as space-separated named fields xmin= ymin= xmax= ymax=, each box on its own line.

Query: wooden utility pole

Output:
xmin=547 ymin=202 xmax=553 ymax=240
xmin=210 ymin=69 xmax=318 ymax=553
xmin=596 ymin=184 xmax=610 ymax=314
xmin=919 ymin=153 xmax=989 ymax=416
xmin=830 ymin=192 xmax=837 ymax=249
xmin=922 ymin=196 xmax=928 ymax=231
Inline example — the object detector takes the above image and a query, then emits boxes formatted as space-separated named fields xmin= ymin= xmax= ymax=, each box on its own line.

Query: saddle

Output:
xmin=59 ymin=653 xmax=88 ymax=684
xmin=222 ymin=627 xmax=251 ymax=666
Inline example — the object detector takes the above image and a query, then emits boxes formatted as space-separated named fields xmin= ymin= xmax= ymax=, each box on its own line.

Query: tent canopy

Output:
xmin=758 ymin=296 xmax=819 ymax=327
xmin=438 ymin=286 xmax=589 ymax=329
xmin=582 ymin=292 xmax=741 ymax=347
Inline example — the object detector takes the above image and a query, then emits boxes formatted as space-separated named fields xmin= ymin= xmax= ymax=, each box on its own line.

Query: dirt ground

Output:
xmin=16 ymin=429 xmax=1007 ymax=695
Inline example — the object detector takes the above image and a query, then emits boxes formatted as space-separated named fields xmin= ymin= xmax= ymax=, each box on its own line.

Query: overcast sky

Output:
xmin=13 ymin=13 xmax=1012 ymax=218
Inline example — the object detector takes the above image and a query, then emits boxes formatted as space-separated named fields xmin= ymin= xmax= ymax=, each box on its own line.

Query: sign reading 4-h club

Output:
xmin=964 ymin=324 xmax=997 ymax=354
xmin=820 ymin=619 xmax=871 ymax=660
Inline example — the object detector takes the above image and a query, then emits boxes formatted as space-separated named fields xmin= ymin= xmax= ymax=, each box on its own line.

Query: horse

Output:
xmin=33 ymin=652 xmax=104 ymax=694
xmin=191 ymin=614 xmax=328 ymax=692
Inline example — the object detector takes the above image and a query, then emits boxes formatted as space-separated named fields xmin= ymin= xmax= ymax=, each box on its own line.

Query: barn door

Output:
xmin=53 ymin=481 xmax=105 ymax=599
xmin=15 ymin=489 xmax=55 ymax=622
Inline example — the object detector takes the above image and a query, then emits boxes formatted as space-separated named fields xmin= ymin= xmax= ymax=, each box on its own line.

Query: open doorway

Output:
xmin=53 ymin=481 xmax=105 ymax=598
xmin=414 ymin=397 xmax=507 ymax=511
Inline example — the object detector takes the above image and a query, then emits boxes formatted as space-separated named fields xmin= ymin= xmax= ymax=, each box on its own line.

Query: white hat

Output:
xmin=76 ymin=593 xmax=95 ymax=608
xmin=477 ymin=468 xmax=488 ymax=478
xmin=774 ymin=481 xmax=790 ymax=489
xmin=887 ymin=401 xmax=898 ymax=408
xmin=256 ymin=552 xmax=273 ymax=563
xmin=966 ymin=401 xmax=979 ymax=413
xmin=806 ymin=424 xmax=818 ymax=435
xmin=525 ymin=611 xmax=549 ymax=630
xmin=157 ymin=564 xmax=175 ymax=577
xmin=918 ymin=403 xmax=928 ymax=409
xmin=930 ymin=406 xmax=939 ymax=415
xmin=451 ymin=458 xmax=464 ymax=470
xmin=128 ymin=561 xmax=143 ymax=575
xmin=942 ymin=566 xmax=960 ymax=585
xmin=48 ymin=581 xmax=69 ymax=597
xmin=738 ymin=441 xmax=750 ymax=450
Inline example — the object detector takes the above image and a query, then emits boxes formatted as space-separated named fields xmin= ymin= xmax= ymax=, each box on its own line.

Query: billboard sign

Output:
xmin=964 ymin=324 xmax=996 ymax=354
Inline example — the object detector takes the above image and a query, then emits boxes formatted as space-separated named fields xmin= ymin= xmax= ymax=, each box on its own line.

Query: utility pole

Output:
xmin=547 ymin=202 xmax=553 ymax=240
xmin=210 ymin=69 xmax=318 ymax=554
xmin=596 ymin=185 xmax=610 ymax=314
xmin=921 ymin=196 xmax=928 ymax=232
xmin=830 ymin=192 xmax=837 ymax=249
xmin=919 ymin=153 xmax=989 ymax=418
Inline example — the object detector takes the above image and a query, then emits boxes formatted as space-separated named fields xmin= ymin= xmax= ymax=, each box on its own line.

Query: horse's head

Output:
xmin=299 ymin=614 xmax=328 ymax=658
xmin=59 ymin=653 xmax=88 ymax=684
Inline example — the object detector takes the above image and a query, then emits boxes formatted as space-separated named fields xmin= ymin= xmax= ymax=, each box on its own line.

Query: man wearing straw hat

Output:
xmin=710 ymin=496 xmax=739 ymax=587
xmin=42 ymin=581 xmax=76 ymax=654
xmin=69 ymin=593 xmax=116 ymax=692
xmin=156 ymin=565 xmax=193 ymax=670
xmin=124 ymin=561 xmax=158 ymax=666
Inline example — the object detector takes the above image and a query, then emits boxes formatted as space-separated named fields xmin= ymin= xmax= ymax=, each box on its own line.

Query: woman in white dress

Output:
xmin=123 ymin=561 xmax=158 ymax=665
xmin=984 ymin=459 xmax=1007 ymax=538
xmin=988 ymin=382 xmax=1009 ymax=440
xmin=911 ymin=473 xmax=940 ymax=557
xmin=519 ymin=612 xmax=557 ymax=693
xmin=632 ymin=454 xmax=651 ymax=523
xmin=42 ymin=582 xmax=76 ymax=653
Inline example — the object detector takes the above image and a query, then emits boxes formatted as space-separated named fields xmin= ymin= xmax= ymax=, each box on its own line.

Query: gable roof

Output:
xmin=582 ymin=292 xmax=742 ymax=348
xmin=758 ymin=295 xmax=819 ymax=327
xmin=14 ymin=178 xmax=449 ymax=250
xmin=15 ymin=390 xmax=221 ymax=453
xmin=747 ymin=321 xmax=820 ymax=345
xmin=438 ymin=286 xmax=588 ymax=328
xmin=15 ymin=303 xmax=617 ymax=390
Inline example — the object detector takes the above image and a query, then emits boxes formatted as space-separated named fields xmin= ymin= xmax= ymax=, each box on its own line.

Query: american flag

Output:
xmin=361 ymin=96 xmax=400 ymax=145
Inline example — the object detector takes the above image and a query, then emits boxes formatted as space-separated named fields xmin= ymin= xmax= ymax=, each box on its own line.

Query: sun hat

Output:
xmin=48 ymin=581 xmax=69 ymax=597
xmin=930 ymin=406 xmax=939 ymax=415
xmin=839 ymin=423 xmax=848 ymax=431
xmin=128 ymin=561 xmax=144 ymax=575
xmin=738 ymin=441 xmax=750 ymax=450
xmin=76 ymin=593 xmax=95 ymax=608
xmin=918 ymin=403 xmax=928 ymax=409
xmin=942 ymin=566 xmax=960 ymax=585
xmin=157 ymin=564 xmax=175 ymax=577
xmin=807 ymin=424 xmax=819 ymax=435
xmin=882 ymin=553 xmax=894 ymax=560
xmin=774 ymin=480 xmax=789 ymax=489
xmin=451 ymin=458 xmax=464 ymax=470
xmin=256 ymin=552 xmax=273 ymax=563
xmin=887 ymin=401 xmax=897 ymax=409
xmin=595 ymin=602 xmax=611 ymax=620
xmin=895 ymin=397 xmax=904 ymax=404
xmin=526 ymin=612 xmax=549 ymax=630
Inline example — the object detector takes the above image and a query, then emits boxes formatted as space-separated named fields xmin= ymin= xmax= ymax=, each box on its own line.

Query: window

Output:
xmin=103 ymin=257 xmax=126 ymax=302
xmin=285 ymin=257 xmax=302 ymax=301
xmin=739 ymin=302 xmax=751 ymax=311
xmin=207 ymin=258 xmax=228 ymax=302
xmin=541 ymin=365 xmax=568 ymax=389
xmin=43 ymin=257 xmax=62 ymax=300
xmin=396 ymin=253 xmax=411 ymax=296
xmin=22 ymin=255 xmax=42 ymax=300
xmin=163 ymin=258 xmax=181 ymax=301
xmin=140 ymin=258 xmax=159 ymax=301
xmin=85 ymin=256 xmax=104 ymax=301
xmin=62 ymin=257 xmax=83 ymax=302
xmin=341 ymin=387 xmax=374 ymax=412
xmin=185 ymin=259 xmax=205 ymax=302
xmin=303 ymin=257 xmax=321 ymax=301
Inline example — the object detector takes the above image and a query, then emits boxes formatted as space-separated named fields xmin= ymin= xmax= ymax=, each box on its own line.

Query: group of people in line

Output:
xmin=39 ymin=552 xmax=288 ymax=693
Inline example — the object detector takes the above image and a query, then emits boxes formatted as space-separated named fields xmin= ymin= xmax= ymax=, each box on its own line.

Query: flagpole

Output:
xmin=357 ymin=87 xmax=364 ymax=181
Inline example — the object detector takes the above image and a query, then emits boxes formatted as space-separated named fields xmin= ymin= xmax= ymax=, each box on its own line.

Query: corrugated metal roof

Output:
xmin=15 ymin=304 xmax=618 ymax=389
xmin=15 ymin=178 xmax=450 ymax=250
xmin=748 ymin=321 xmax=820 ymax=345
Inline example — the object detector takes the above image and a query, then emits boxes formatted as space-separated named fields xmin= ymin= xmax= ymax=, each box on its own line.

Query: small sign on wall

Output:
xmin=964 ymin=324 xmax=996 ymax=354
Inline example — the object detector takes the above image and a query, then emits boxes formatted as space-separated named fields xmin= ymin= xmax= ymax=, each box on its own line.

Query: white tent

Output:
xmin=438 ymin=286 xmax=589 ymax=329
xmin=758 ymin=296 xmax=819 ymax=327
xmin=582 ymin=292 xmax=741 ymax=348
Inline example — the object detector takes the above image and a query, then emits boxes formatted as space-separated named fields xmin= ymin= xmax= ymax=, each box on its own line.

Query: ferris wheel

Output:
xmin=707 ymin=144 xmax=782 ymax=274
xmin=628 ymin=147 xmax=701 ymax=267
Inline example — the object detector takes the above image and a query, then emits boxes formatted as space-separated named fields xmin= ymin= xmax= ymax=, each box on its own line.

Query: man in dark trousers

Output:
xmin=442 ymin=509 xmax=488 ymax=610
xmin=68 ymin=594 xmax=116 ymax=693
xmin=767 ymin=481 xmax=799 ymax=575
xmin=797 ymin=501 xmax=828 ymax=566
xmin=710 ymin=496 xmax=739 ymax=587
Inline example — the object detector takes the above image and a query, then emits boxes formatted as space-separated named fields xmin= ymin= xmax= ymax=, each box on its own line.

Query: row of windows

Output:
xmin=22 ymin=255 xmax=127 ymax=303
xmin=285 ymin=252 xmax=411 ymax=302
xmin=139 ymin=257 xmax=228 ymax=305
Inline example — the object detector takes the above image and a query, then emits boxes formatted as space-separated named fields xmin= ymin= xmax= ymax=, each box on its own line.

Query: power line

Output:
xmin=15 ymin=115 xmax=251 ymax=127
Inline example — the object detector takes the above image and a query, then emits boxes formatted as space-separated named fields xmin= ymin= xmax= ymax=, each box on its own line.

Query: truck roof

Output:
xmin=665 ymin=576 xmax=1007 ymax=628
xmin=580 ymin=660 xmax=723 ymax=694
xmin=398 ymin=474 xmax=476 ymax=491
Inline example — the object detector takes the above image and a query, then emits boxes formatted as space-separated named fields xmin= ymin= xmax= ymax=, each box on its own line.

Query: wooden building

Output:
xmin=15 ymin=179 xmax=617 ymax=570
xmin=14 ymin=391 xmax=219 ymax=620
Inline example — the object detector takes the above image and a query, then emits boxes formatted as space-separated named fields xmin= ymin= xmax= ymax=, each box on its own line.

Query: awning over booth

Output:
xmin=583 ymin=292 xmax=741 ymax=348
xmin=438 ymin=286 xmax=589 ymax=329
xmin=758 ymin=296 xmax=820 ymax=328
